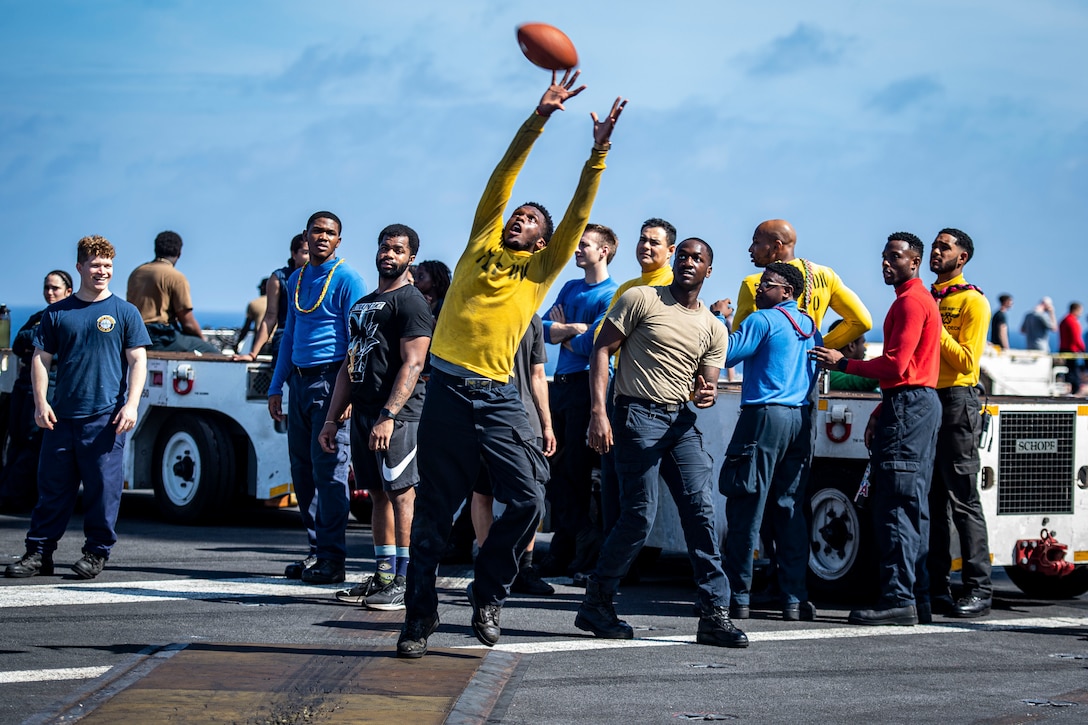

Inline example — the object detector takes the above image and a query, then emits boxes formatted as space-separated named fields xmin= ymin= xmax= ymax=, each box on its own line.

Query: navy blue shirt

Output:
xmin=33 ymin=294 xmax=151 ymax=419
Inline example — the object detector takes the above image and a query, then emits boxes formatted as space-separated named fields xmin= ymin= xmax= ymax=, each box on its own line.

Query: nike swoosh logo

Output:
xmin=382 ymin=446 xmax=417 ymax=481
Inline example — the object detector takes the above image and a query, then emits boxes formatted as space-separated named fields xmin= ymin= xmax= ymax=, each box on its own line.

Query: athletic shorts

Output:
xmin=350 ymin=410 xmax=420 ymax=493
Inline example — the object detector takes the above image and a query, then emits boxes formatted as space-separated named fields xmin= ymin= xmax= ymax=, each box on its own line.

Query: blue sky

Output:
xmin=2 ymin=1 xmax=1086 ymax=337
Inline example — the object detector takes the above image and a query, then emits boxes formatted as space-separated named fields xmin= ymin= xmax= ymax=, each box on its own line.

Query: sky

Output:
xmin=2 ymin=1 xmax=1086 ymax=338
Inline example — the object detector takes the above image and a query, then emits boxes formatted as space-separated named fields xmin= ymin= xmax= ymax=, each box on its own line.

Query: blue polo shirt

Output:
xmin=541 ymin=277 xmax=617 ymax=375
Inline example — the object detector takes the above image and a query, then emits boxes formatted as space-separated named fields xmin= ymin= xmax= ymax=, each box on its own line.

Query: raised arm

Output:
xmin=465 ymin=72 xmax=587 ymax=256
xmin=534 ymin=95 xmax=627 ymax=282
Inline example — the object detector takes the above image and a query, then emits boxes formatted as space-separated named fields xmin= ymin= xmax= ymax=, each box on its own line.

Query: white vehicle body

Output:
xmin=123 ymin=352 xmax=292 ymax=523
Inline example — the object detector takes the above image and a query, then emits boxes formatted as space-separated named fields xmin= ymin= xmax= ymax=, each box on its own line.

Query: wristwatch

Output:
xmin=380 ymin=407 xmax=398 ymax=421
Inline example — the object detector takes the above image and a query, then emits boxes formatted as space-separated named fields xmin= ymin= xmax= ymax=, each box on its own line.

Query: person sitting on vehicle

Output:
xmin=126 ymin=230 xmax=219 ymax=354
xmin=826 ymin=319 xmax=879 ymax=392
xmin=235 ymin=278 xmax=268 ymax=355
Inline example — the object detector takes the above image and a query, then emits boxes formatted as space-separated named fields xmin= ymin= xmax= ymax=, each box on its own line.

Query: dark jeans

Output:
xmin=287 ymin=368 xmax=350 ymax=563
xmin=869 ymin=387 xmax=940 ymax=607
xmin=594 ymin=397 xmax=729 ymax=611
xmin=547 ymin=371 xmax=598 ymax=569
xmin=599 ymin=376 xmax=620 ymax=533
xmin=721 ymin=405 xmax=811 ymax=607
xmin=929 ymin=385 xmax=992 ymax=599
xmin=405 ymin=370 xmax=548 ymax=621
xmin=145 ymin=323 xmax=220 ymax=354
xmin=26 ymin=411 xmax=125 ymax=558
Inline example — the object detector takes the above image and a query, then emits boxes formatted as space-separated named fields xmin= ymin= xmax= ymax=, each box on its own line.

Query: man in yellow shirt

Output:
xmin=733 ymin=219 xmax=871 ymax=350
xmin=927 ymin=227 xmax=992 ymax=619
xmin=398 ymin=73 xmax=626 ymax=659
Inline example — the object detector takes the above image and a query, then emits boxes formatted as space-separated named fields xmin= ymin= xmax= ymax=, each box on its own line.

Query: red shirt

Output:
xmin=846 ymin=277 xmax=940 ymax=389
xmin=1059 ymin=314 xmax=1085 ymax=353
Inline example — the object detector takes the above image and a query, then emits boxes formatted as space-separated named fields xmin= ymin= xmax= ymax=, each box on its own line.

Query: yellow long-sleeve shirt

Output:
xmin=430 ymin=112 xmax=608 ymax=381
xmin=934 ymin=274 xmax=990 ymax=388
xmin=733 ymin=258 xmax=871 ymax=350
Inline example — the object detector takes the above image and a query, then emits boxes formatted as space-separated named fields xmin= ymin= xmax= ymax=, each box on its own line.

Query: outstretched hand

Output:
xmin=537 ymin=70 xmax=586 ymax=116
xmin=592 ymin=97 xmax=627 ymax=147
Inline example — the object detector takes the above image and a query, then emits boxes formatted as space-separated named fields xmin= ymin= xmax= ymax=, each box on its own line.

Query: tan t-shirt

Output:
xmin=608 ymin=286 xmax=727 ymax=405
xmin=246 ymin=296 xmax=267 ymax=325
xmin=126 ymin=259 xmax=194 ymax=326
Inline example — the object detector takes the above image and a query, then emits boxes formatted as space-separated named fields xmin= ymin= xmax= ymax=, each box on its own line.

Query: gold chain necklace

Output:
xmin=294 ymin=258 xmax=344 ymax=314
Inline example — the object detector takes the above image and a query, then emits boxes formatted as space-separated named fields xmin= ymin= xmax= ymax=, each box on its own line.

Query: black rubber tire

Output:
xmin=1005 ymin=565 xmax=1088 ymax=599
xmin=152 ymin=413 xmax=236 ymax=524
xmin=806 ymin=460 xmax=879 ymax=603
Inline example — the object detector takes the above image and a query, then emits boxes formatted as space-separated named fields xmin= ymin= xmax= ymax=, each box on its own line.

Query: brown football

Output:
xmin=516 ymin=23 xmax=578 ymax=70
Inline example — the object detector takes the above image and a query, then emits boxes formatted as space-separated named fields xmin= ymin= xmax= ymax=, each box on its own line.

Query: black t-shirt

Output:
xmin=346 ymin=284 xmax=433 ymax=419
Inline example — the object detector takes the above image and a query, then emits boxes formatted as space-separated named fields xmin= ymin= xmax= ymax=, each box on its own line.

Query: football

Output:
xmin=516 ymin=23 xmax=578 ymax=70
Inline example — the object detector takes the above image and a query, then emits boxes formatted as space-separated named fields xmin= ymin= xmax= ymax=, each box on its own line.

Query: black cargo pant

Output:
xmin=928 ymin=385 xmax=992 ymax=600
xmin=404 ymin=369 xmax=548 ymax=623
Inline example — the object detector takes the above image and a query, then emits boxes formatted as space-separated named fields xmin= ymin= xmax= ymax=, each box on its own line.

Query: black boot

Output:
xmin=575 ymin=576 xmax=633 ymax=639
xmin=697 ymin=606 xmax=749 ymax=648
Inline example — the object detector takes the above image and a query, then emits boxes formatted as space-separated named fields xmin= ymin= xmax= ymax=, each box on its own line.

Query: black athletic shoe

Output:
xmin=397 ymin=612 xmax=440 ymax=659
xmin=334 ymin=575 xmax=384 ymax=605
xmin=285 ymin=555 xmax=317 ymax=579
xmin=365 ymin=576 xmax=406 ymax=611
xmin=71 ymin=552 xmax=106 ymax=580
xmin=5 ymin=551 xmax=54 ymax=578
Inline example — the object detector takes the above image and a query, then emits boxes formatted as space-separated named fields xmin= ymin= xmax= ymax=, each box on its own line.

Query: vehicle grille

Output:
xmin=997 ymin=411 xmax=1075 ymax=515
xmin=247 ymin=367 xmax=273 ymax=400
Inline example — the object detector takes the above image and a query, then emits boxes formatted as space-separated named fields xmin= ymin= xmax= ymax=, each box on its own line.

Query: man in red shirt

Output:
xmin=1059 ymin=302 xmax=1085 ymax=395
xmin=811 ymin=232 xmax=941 ymax=626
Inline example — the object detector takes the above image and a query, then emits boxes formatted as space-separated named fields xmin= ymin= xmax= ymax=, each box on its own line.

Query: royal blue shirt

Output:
xmin=33 ymin=294 xmax=151 ymax=418
xmin=269 ymin=256 xmax=367 ymax=396
xmin=541 ymin=277 xmax=617 ymax=375
xmin=725 ymin=299 xmax=821 ymax=407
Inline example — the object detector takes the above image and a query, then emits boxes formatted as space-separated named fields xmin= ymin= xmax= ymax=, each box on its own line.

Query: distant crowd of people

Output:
xmin=8 ymin=73 xmax=1085 ymax=659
